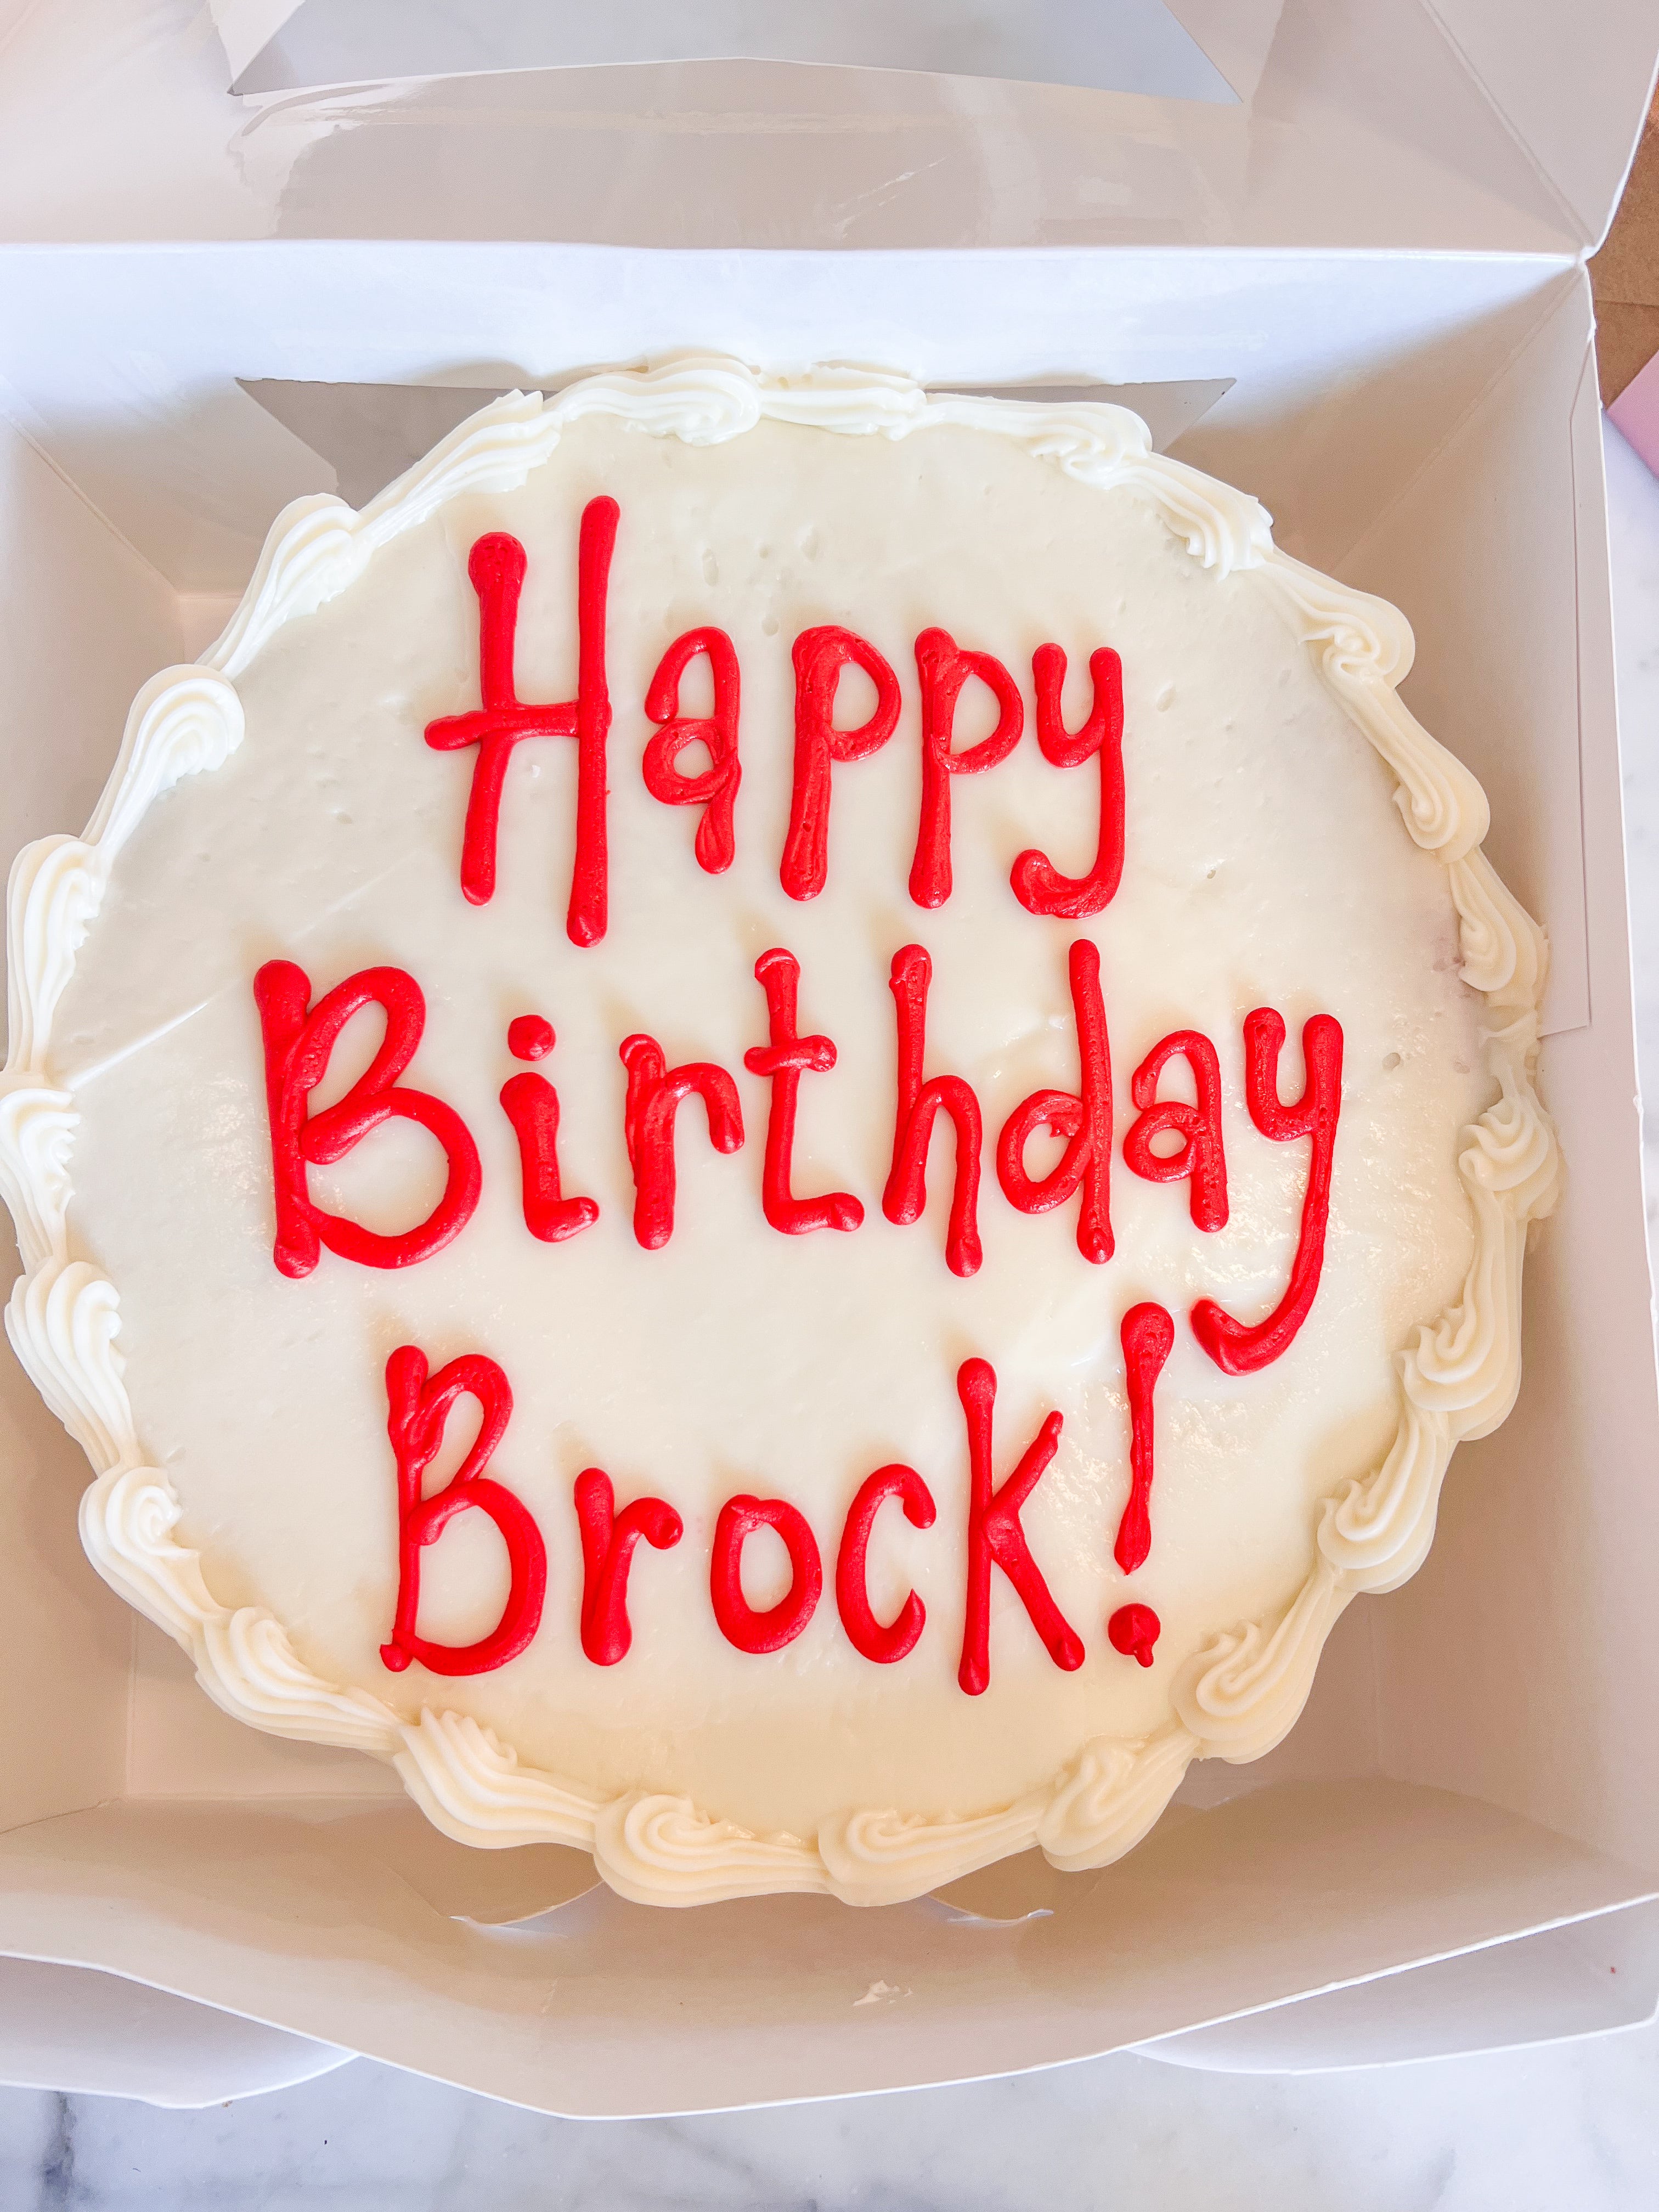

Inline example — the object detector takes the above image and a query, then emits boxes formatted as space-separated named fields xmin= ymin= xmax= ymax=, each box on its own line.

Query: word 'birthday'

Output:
xmin=254 ymin=942 xmax=1343 ymax=1378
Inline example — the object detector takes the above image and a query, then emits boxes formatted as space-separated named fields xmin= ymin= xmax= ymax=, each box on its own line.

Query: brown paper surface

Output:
xmin=1593 ymin=87 xmax=1659 ymax=402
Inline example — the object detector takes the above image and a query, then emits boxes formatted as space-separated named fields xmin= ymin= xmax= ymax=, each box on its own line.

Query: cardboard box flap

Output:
xmin=0 ymin=242 xmax=1578 ymax=589
xmin=214 ymin=0 xmax=312 ymax=85
xmin=0 ymin=1957 xmax=352 ymax=2106
xmin=221 ymin=0 xmax=1242 ymax=105
xmin=0 ymin=1784 xmax=1649 ymax=2117
xmin=2 ymin=0 xmax=1653 ymax=253
xmin=1426 ymin=0 xmax=1659 ymax=253
xmin=236 ymin=374 xmax=1238 ymax=510
xmin=1141 ymin=1900 xmax=1659 ymax=2072
xmin=211 ymin=0 xmax=1659 ymax=261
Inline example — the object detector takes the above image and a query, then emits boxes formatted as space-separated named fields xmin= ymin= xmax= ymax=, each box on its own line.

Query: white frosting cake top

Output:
xmin=0 ymin=360 xmax=1559 ymax=1906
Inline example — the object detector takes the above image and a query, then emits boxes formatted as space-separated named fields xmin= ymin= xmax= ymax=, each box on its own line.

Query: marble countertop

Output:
xmin=7 ymin=2006 xmax=1659 ymax=2211
xmin=3 ymin=419 xmax=1658 ymax=2212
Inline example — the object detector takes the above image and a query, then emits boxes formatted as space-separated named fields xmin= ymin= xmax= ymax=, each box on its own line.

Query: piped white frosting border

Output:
xmin=0 ymin=358 xmax=1561 ymax=1909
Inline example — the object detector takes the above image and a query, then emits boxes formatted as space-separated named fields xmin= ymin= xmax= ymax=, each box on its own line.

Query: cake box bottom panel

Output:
xmin=0 ymin=242 xmax=1653 ymax=2095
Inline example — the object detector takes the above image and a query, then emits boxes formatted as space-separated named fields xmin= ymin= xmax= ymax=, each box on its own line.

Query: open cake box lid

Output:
xmin=0 ymin=0 xmax=1652 ymax=257
xmin=0 ymin=0 xmax=1654 ymax=606
xmin=1 ymin=0 xmax=1658 ymax=2108
xmin=0 ymin=0 xmax=1655 ymax=597
xmin=2 ymin=0 xmax=1658 ymax=605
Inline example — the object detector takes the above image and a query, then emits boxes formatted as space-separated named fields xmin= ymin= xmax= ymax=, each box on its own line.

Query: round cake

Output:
xmin=0 ymin=359 xmax=1559 ymax=1906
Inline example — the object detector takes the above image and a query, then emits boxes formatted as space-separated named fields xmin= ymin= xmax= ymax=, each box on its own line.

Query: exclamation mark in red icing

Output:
xmin=1108 ymin=1300 xmax=1174 ymax=1668
xmin=1108 ymin=1603 xmax=1161 ymax=1669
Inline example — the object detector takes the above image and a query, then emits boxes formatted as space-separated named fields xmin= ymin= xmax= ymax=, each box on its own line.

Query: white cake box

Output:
xmin=0 ymin=0 xmax=1656 ymax=2111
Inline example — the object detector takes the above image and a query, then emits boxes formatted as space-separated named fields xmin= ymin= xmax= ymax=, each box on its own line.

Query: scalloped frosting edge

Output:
xmin=0 ymin=356 xmax=1559 ymax=1906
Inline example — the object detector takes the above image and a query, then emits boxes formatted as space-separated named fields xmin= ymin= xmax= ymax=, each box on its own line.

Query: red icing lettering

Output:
xmin=1113 ymin=1302 xmax=1175 ymax=1573
xmin=507 ymin=1013 xmax=555 ymax=1062
xmin=1108 ymin=1602 xmax=1161 ymax=1668
xmin=835 ymin=1464 xmax=936 ymax=1664
xmin=711 ymin=1495 xmax=822 ymax=1654
xmin=995 ymin=938 xmax=1114 ymax=1264
xmin=618 ymin=1033 xmax=744 ymax=1249
xmin=643 ymin=626 xmax=742 ymax=874
xmin=781 ymin=625 xmax=902 ymax=900
xmin=379 ymin=1345 xmax=546 ymax=1677
xmin=1122 ymin=1029 xmax=1228 ymax=1232
xmin=620 ymin=1033 xmax=663 ymax=1172
xmin=573 ymin=1467 xmax=683 ymax=1666
xmin=910 ymin=628 xmax=1024 ymax=909
xmin=882 ymin=944 xmax=983 ymax=1278
xmin=956 ymin=1357 xmax=1084 ymax=1696
xmin=253 ymin=960 xmax=481 ymax=1280
xmin=743 ymin=947 xmax=863 ymax=1236
xmin=424 ymin=500 xmax=618 ymax=945
xmin=1011 ymin=645 xmax=1126 ymax=918
xmin=1192 ymin=1011 xmax=1344 ymax=1374
xmin=500 ymin=1023 xmax=599 ymax=1244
